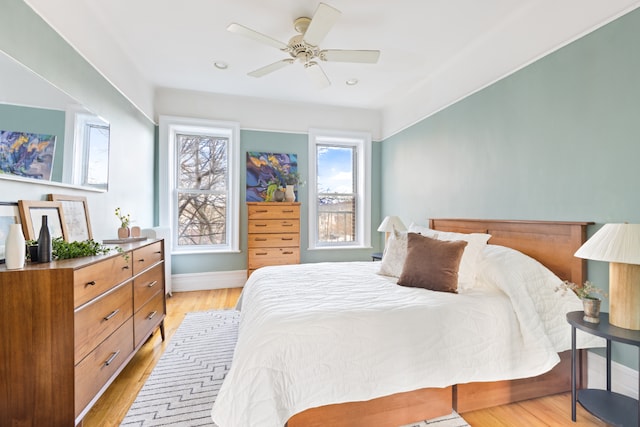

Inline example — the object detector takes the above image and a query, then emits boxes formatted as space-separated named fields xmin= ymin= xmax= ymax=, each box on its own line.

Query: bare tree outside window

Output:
xmin=176 ymin=133 xmax=228 ymax=246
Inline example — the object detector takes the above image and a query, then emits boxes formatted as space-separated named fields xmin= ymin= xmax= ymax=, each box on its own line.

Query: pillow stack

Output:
xmin=378 ymin=222 xmax=491 ymax=293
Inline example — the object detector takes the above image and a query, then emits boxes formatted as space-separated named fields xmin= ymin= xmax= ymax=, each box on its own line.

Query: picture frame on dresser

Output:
xmin=17 ymin=200 xmax=68 ymax=241
xmin=47 ymin=194 xmax=93 ymax=241
xmin=0 ymin=202 xmax=20 ymax=263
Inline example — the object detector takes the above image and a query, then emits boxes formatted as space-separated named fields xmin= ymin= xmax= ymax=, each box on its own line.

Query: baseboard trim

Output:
xmin=171 ymin=270 xmax=246 ymax=292
xmin=588 ymin=351 xmax=638 ymax=399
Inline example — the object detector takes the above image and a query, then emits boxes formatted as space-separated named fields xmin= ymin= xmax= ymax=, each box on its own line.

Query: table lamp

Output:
xmin=377 ymin=216 xmax=406 ymax=245
xmin=574 ymin=223 xmax=640 ymax=330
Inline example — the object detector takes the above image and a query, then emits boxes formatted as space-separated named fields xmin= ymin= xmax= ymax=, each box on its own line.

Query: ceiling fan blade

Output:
xmin=227 ymin=23 xmax=288 ymax=50
xmin=248 ymin=59 xmax=294 ymax=78
xmin=304 ymin=61 xmax=330 ymax=89
xmin=303 ymin=3 xmax=341 ymax=47
xmin=320 ymin=49 xmax=381 ymax=64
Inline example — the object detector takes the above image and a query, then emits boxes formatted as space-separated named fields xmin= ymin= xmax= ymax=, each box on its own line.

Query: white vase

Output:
xmin=285 ymin=185 xmax=296 ymax=202
xmin=5 ymin=224 xmax=26 ymax=269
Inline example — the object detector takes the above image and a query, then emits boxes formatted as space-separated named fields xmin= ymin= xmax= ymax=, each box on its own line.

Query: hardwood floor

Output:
xmin=84 ymin=288 xmax=607 ymax=427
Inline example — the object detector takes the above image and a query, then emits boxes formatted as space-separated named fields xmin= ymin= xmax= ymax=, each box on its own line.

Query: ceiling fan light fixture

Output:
xmin=213 ymin=61 xmax=228 ymax=70
xmin=346 ymin=78 xmax=358 ymax=86
xmin=227 ymin=2 xmax=380 ymax=88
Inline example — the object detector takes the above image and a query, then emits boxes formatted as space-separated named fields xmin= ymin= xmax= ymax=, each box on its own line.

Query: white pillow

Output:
xmin=377 ymin=227 xmax=408 ymax=278
xmin=408 ymin=222 xmax=491 ymax=290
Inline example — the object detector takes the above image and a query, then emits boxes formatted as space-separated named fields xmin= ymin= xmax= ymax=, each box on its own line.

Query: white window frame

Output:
xmin=63 ymin=106 xmax=110 ymax=190
xmin=159 ymin=116 xmax=240 ymax=254
xmin=308 ymin=128 xmax=371 ymax=250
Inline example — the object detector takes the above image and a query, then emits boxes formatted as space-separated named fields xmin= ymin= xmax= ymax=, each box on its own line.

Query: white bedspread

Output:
xmin=211 ymin=260 xmax=602 ymax=427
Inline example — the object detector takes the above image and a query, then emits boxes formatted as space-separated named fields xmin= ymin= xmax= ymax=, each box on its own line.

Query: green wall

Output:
xmin=381 ymin=9 xmax=640 ymax=369
xmin=171 ymin=129 xmax=383 ymax=274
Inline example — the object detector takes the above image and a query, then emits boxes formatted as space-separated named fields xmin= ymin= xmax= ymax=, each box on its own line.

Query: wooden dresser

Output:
xmin=247 ymin=202 xmax=300 ymax=276
xmin=0 ymin=239 xmax=166 ymax=427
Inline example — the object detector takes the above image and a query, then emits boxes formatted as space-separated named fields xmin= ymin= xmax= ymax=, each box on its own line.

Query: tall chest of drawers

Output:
xmin=247 ymin=202 xmax=300 ymax=276
xmin=0 ymin=239 xmax=166 ymax=427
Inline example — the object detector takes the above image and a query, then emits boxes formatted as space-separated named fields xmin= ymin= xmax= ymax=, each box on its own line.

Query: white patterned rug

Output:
xmin=120 ymin=310 xmax=469 ymax=427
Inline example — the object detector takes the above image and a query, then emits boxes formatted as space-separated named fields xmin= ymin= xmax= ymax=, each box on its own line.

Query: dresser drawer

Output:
xmin=248 ymin=247 xmax=299 ymax=270
xmin=132 ymin=241 xmax=163 ymax=275
xmin=133 ymin=263 xmax=164 ymax=311
xmin=248 ymin=219 xmax=299 ymax=234
xmin=248 ymin=233 xmax=300 ymax=248
xmin=75 ymin=317 xmax=134 ymax=417
xmin=248 ymin=203 xmax=299 ymax=220
xmin=74 ymin=255 xmax=132 ymax=308
xmin=74 ymin=282 xmax=133 ymax=365
xmin=134 ymin=291 xmax=165 ymax=348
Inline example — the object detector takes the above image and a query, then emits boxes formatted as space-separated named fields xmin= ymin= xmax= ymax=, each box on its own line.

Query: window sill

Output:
xmin=171 ymin=249 xmax=242 ymax=255
xmin=307 ymin=245 xmax=373 ymax=251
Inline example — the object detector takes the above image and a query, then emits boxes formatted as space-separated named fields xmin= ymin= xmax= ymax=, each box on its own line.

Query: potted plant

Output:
xmin=115 ymin=207 xmax=131 ymax=238
xmin=556 ymin=280 xmax=608 ymax=323
xmin=282 ymin=171 xmax=303 ymax=202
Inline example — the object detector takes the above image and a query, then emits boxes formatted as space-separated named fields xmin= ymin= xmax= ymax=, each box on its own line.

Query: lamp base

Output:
xmin=609 ymin=262 xmax=640 ymax=330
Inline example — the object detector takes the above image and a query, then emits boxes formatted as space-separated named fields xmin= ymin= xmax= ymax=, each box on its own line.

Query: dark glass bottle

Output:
xmin=37 ymin=215 xmax=52 ymax=263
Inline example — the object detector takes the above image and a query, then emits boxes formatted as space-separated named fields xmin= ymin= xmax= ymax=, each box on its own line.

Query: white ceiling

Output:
xmin=22 ymin=0 xmax=640 ymax=132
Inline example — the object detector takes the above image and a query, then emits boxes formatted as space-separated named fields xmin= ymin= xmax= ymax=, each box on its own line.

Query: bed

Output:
xmin=211 ymin=219 xmax=604 ymax=427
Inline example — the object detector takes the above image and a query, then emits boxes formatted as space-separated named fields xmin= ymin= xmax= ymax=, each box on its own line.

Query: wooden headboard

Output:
xmin=429 ymin=219 xmax=593 ymax=285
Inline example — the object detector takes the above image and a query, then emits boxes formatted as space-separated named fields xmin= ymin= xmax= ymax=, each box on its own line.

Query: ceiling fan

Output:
xmin=227 ymin=3 xmax=380 ymax=89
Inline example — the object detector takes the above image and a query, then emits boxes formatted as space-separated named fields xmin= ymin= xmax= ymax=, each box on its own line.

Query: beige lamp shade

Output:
xmin=377 ymin=216 xmax=407 ymax=233
xmin=574 ymin=223 xmax=640 ymax=264
xmin=574 ymin=223 xmax=640 ymax=330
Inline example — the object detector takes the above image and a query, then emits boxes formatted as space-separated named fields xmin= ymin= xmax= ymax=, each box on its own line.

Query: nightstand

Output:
xmin=567 ymin=311 xmax=640 ymax=426
xmin=371 ymin=252 xmax=383 ymax=261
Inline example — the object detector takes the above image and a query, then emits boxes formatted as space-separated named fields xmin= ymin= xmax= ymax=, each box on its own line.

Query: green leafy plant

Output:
xmin=555 ymin=280 xmax=608 ymax=300
xmin=283 ymin=171 xmax=304 ymax=186
xmin=52 ymin=237 xmax=111 ymax=260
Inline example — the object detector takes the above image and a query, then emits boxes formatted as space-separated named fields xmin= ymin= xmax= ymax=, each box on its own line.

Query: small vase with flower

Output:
xmin=115 ymin=207 xmax=131 ymax=239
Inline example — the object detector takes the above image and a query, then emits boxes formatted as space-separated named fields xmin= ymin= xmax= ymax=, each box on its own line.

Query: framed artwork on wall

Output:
xmin=246 ymin=152 xmax=298 ymax=202
xmin=0 ymin=130 xmax=57 ymax=181
xmin=48 ymin=194 xmax=92 ymax=241
xmin=0 ymin=202 xmax=20 ymax=263
xmin=17 ymin=200 xmax=68 ymax=241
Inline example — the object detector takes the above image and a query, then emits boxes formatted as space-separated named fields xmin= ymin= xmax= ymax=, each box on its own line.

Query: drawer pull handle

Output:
xmin=282 ymin=224 xmax=293 ymax=227
xmin=281 ymin=237 xmax=293 ymax=241
xmin=122 ymin=265 xmax=130 ymax=270
xmin=282 ymin=209 xmax=294 ymax=213
xmin=255 ymin=238 xmax=267 ymax=241
xmin=283 ymin=251 xmax=294 ymax=255
xmin=86 ymin=280 xmax=96 ymax=287
xmin=138 ymin=258 xmax=145 ymax=262
xmin=155 ymin=251 xmax=162 ymax=254
xmin=104 ymin=350 xmax=120 ymax=366
xmin=256 ymin=252 xmax=267 ymax=256
xmin=104 ymin=309 xmax=120 ymax=321
xmin=147 ymin=280 xmax=158 ymax=288
xmin=255 ymin=224 xmax=267 ymax=227
xmin=255 ymin=209 xmax=268 ymax=213
xmin=147 ymin=311 xmax=158 ymax=320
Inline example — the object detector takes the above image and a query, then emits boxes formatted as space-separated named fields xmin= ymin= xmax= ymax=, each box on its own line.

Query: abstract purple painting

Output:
xmin=246 ymin=152 xmax=298 ymax=201
xmin=0 ymin=130 xmax=56 ymax=181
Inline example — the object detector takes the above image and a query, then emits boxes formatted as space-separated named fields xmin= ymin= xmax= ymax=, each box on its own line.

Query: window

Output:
xmin=79 ymin=118 xmax=110 ymax=188
xmin=159 ymin=116 xmax=240 ymax=253
xmin=308 ymin=129 xmax=371 ymax=249
xmin=64 ymin=111 xmax=110 ymax=190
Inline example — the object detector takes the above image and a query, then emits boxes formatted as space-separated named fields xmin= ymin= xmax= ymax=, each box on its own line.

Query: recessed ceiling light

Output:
xmin=214 ymin=61 xmax=228 ymax=70
xmin=345 ymin=78 xmax=358 ymax=86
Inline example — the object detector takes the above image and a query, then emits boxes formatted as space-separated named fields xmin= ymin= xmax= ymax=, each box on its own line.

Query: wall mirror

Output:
xmin=0 ymin=50 xmax=110 ymax=191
